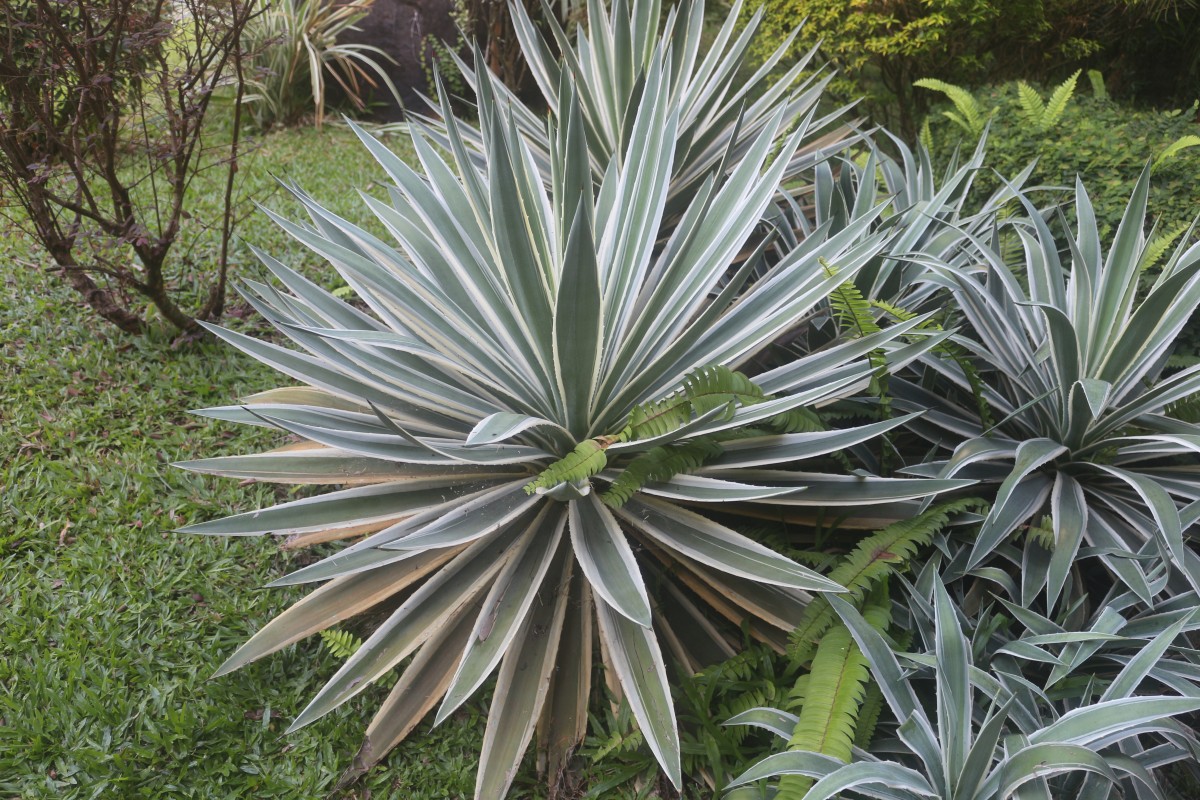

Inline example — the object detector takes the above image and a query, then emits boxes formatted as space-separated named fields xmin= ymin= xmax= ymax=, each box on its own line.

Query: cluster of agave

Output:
xmin=178 ymin=1 xmax=1200 ymax=798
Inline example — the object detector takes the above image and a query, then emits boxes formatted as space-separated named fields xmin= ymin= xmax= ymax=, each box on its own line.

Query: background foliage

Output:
xmin=926 ymin=83 xmax=1200 ymax=242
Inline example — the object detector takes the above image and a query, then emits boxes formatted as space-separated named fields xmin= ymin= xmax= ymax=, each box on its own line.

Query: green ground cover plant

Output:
xmin=746 ymin=0 xmax=1104 ymax=137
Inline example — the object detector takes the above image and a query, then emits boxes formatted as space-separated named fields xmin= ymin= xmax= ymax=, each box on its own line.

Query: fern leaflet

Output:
xmin=1042 ymin=70 xmax=1080 ymax=130
xmin=320 ymin=628 xmax=363 ymax=659
xmin=1016 ymin=81 xmax=1045 ymax=128
xmin=914 ymin=78 xmax=992 ymax=137
xmin=528 ymin=365 xmax=821 ymax=501
xmin=776 ymin=585 xmax=892 ymax=799
xmin=524 ymin=439 xmax=608 ymax=494
xmin=789 ymin=499 xmax=981 ymax=665
xmin=600 ymin=439 xmax=724 ymax=507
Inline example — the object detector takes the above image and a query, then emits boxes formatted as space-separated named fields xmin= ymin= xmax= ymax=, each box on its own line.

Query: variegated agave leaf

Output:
xmin=178 ymin=50 xmax=967 ymax=800
xmin=893 ymin=167 xmax=1200 ymax=613
xmin=413 ymin=0 xmax=859 ymax=221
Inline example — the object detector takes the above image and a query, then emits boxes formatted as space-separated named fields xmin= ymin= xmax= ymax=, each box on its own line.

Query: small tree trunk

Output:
xmin=55 ymin=259 xmax=145 ymax=334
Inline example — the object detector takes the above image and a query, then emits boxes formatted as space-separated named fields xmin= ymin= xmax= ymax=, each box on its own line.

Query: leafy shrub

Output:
xmin=241 ymin=0 xmax=399 ymax=129
xmin=924 ymin=81 xmax=1200 ymax=243
xmin=0 ymin=0 xmax=257 ymax=334
xmin=747 ymin=0 xmax=1105 ymax=137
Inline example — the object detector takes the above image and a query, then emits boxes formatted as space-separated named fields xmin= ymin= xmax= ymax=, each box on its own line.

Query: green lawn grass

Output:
xmin=0 ymin=123 xmax=520 ymax=800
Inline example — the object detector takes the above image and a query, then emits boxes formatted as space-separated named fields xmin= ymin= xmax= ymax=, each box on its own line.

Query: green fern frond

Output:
xmin=787 ymin=549 xmax=842 ymax=571
xmin=1016 ymin=81 xmax=1045 ymax=127
xmin=915 ymin=78 xmax=990 ymax=137
xmin=825 ymin=259 xmax=889 ymax=424
xmin=776 ymin=587 xmax=891 ymax=799
xmin=853 ymin=682 xmax=885 ymax=749
xmin=777 ymin=626 xmax=870 ymax=800
xmin=626 ymin=365 xmax=757 ymax=440
xmin=919 ymin=117 xmax=934 ymax=153
xmin=1026 ymin=514 xmax=1056 ymax=549
xmin=525 ymin=439 xmax=608 ymax=494
xmin=1087 ymin=69 xmax=1107 ymax=101
xmin=1042 ymin=70 xmax=1080 ymax=131
xmin=1140 ymin=224 xmax=1188 ymax=272
xmin=530 ymin=366 xmax=802 ymax=496
xmin=530 ymin=366 xmax=828 ymax=497
xmin=320 ymin=628 xmax=363 ymax=659
xmin=601 ymin=439 xmax=724 ymax=508
xmin=825 ymin=262 xmax=880 ymax=339
xmin=765 ymin=406 xmax=825 ymax=434
xmin=869 ymin=299 xmax=918 ymax=324
xmin=789 ymin=499 xmax=980 ymax=665
xmin=1168 ymin=354 xmax=1200 ymax=370
xmin=1167 ymin=394 xmax=1200 ymax=424
xmin=1153 ymin=134 xmax=1200 ymax=172
xmin=681 ymin=364 xmax=766 ymax=412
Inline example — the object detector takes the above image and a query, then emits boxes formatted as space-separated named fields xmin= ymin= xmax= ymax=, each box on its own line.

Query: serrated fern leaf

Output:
xmin=321 ymin=628 xmax=364 ymax=659
xmin=525 ymin=439 xmax=608 ymax=494
xmin=1167 ymin=393 xmax=1200 ymax=423
xmin=1016 ymin=81 xmax=1045 ymax=128
xmin=530 ymin=366 xmax=805 ymax=496
xmin=1153 ymin=135 xmax=1200 ymax=172
xmin=1026 ymin=514 xmax=1056 ymax=549
xmin=1139 ymin=224 xmax=1188 ymax=272
xmin=919 ymin=117 xmax=935 ymax=153
xmin=776 ymin=588 xmax=891 ymax=799
xmin=825 ymin=262 xmax=880 ymax=339
xmin=626 ymin=365 xmax=757 ymax=440
xmin=825 ymin=260 xmax=890 ymax=426
xmin=1042 ymin=70 xmax=1080 ymax=131
xmin=869 ymin=299 xmax=918 ymax=323
xmin=786 ymin=673 xmax=810 ymax=713
xmin=789 ymin=499 xmax=979 ymax=665
xmin=853 ymin=682 xmax=885 ymax=749
xmin=915 ymin=78 xmax=989 ymax=137
xmin=766 ymin=406 xmax=825 ymax=434
xmin=601 ymin=439 xmax=724 ymax=508
xmin=1168 ymin=354 xmax=1200 ymax=370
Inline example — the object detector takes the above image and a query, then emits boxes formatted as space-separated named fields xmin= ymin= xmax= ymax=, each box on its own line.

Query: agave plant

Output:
xmin=760 ymin=132 xmax=1036 ymax=352
xmin=891 ymin=169 xmax=1200 ymax=611
xmin=726 ymin=581 xmax=1200 ymax=799
xmin=414 ymin=0 xmax=858 ymax=219
xmin=179 ymin=39 xmax=967 ymax=797
xmin=241 ymin=0 xmax=400 ymax=128
xmin=791 ymin=133 xmax=1035 ymax=299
